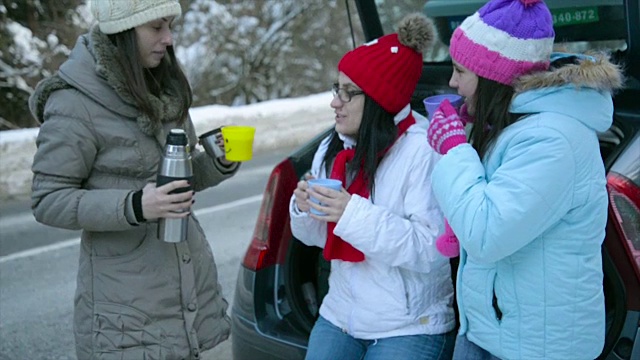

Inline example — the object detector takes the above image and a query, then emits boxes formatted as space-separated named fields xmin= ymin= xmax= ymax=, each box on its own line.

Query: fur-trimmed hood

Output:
xmin=510 ymin=53 xmax=624 ymax=133
xmin=29 ymin=26 xmax=186 ymax=137
xmin=515 ymin=53 xmax=624 ymax=94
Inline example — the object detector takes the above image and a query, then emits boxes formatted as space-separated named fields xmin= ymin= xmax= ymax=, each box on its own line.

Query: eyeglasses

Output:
xmin=332 ymin=83 xmax=364 ymax=103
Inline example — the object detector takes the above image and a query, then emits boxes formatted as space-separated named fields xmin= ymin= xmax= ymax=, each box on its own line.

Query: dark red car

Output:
xmin=231 ymin=1 xmax=640 ymax=359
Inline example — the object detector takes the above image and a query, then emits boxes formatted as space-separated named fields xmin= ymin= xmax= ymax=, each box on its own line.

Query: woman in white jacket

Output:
xmin=290 ymin=13 xmax=455 ymax=360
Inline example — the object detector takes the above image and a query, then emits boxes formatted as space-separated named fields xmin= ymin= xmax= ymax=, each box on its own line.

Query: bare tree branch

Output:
xmin=0 ymin=117 xmax=21 ymax=130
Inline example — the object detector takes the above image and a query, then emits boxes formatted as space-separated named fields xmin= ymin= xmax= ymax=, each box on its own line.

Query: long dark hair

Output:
xmin=469 ymin=77 xmax=518 ymax=159
xmin=322 ymin=95 xmax=397 ymax=195
xmin=108 ymin=29 xmax=192 ymax=124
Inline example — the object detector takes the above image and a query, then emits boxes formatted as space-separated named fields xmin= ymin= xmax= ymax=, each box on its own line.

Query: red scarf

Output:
xmin=323 ymin=114 xmax=416 ymax=262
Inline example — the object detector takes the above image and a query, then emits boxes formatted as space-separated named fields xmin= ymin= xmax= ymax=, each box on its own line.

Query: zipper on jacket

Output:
xmin=348 ymin=264 xmax=356 ymax=333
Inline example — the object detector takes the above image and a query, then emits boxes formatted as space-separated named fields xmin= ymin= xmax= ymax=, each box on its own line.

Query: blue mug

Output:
xmin=307 ymin=178 xmax=342 ymax=216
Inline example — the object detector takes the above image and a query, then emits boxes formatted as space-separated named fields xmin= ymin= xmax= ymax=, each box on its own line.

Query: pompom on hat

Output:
xmin=338 ymin=13 xmax=435 ymax=114
xmin=450 ymin=0 xmax=555 ymax=85
xmin=90 ymin=0 xmax=182 ymax=35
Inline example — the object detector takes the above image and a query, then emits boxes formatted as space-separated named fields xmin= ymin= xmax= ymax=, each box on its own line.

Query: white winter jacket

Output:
xmin=289 ymin=108 xmax=455 ymax=339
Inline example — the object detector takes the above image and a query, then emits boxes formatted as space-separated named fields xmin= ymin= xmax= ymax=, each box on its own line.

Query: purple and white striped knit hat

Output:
xmin=449 ymin=0 xmax=555 ymax=85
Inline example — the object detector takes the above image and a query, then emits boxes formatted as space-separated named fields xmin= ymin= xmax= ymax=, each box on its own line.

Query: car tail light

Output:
xmin=242 ymin=159 xmax=298 ymax=271
xmin=607 ymin=172 xmax=640 ymax=282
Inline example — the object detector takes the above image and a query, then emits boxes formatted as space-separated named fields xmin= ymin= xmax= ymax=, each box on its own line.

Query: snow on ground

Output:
xmin=0 ymin=92 xmax=334 ymax=200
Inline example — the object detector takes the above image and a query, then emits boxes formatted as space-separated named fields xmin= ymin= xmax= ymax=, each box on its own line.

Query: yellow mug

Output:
xmin=221 ymin=126 xmax=256 ymax=161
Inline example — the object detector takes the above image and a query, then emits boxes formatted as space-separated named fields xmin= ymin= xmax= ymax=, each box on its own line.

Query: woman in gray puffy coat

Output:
xmin=28 ymin=1 xmax=237 ymax=359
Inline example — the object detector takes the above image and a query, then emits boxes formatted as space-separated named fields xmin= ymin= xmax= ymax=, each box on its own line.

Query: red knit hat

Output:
xmin=338 ymin=13 xmax=435 ymax=114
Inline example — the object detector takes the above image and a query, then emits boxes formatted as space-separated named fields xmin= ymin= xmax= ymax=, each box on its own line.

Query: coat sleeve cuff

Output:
xmin=213 ymin=158 xmax=240 ymax=174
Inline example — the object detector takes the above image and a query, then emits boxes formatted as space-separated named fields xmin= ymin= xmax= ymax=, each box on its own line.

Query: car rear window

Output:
xmin=374 ymin=0 xmax=628 ymax=63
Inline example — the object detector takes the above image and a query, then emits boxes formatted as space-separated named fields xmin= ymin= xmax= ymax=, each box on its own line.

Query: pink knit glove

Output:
xmin=436 ymin=219 xmax=460 ymax=258
xmin=427 ymin=99 xmax=467 ymax=155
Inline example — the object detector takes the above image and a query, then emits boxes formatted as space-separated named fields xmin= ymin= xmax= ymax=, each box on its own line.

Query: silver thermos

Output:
xmin=157 ymin=129 xmax=193 ymax=243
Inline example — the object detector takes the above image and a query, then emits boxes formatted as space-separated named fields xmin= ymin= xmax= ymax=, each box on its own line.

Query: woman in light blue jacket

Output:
xmin=425 ymin=0 xmax=624 ymax=359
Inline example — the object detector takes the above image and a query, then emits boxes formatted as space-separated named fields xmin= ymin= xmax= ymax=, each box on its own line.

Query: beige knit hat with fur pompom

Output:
xmin=90 ymin=0 xmax=182 ymax=34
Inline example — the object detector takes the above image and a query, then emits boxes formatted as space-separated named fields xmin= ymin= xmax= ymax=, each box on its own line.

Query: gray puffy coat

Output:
xmin=29 ymin=27 xmax=236 ymax=360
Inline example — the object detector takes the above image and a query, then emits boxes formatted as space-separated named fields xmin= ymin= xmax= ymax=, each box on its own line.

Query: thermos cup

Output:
xmin=157 ymin=129 xmax=193 ymax=243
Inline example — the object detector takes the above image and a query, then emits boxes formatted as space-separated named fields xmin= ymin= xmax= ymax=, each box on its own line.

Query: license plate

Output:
xmin=551 ymin=6 xmax=599 ymax=27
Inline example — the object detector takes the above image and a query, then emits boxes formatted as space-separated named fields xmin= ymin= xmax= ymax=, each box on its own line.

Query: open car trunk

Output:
xmin=276 ymin=0 xmax=640 ymax=357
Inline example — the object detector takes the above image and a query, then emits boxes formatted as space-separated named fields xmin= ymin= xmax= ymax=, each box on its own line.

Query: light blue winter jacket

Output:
xmin=431 ymin=54 xmax=624 ymax=360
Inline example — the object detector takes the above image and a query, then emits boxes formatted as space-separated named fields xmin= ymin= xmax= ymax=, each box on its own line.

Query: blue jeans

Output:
xmin=452 ymin=335 xmax=501 ymax=360
xmin=304 ymin=316 xmax=455 ymax=360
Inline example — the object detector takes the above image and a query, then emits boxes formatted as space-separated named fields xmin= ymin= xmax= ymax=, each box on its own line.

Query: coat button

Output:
xmin=182 ymin=254 xmax=191 ymax=263
xmin=187 ymin=303 xmax=197 ymax=312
